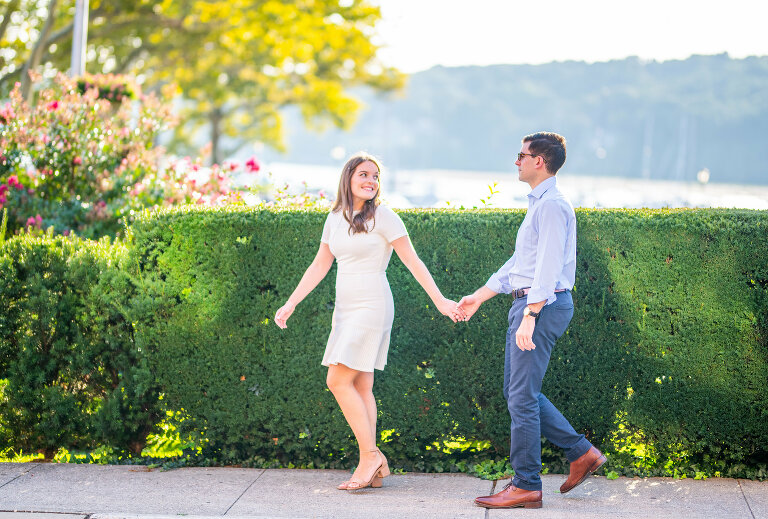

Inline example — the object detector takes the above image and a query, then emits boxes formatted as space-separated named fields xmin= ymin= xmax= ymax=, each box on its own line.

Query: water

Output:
xmin=253 ymin=162 xmax=768 ymax=210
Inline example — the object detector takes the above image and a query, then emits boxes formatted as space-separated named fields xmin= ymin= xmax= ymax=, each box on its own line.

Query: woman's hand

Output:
xmin=274 ymin=301 xmax=296 ymax=329
xmin=437 ymin=297 xmax=465 ymax=323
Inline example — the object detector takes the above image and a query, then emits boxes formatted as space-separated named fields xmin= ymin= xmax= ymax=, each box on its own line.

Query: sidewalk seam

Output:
xmin=737 ymin=479 xmax=756 ymax=519
xmin=0 ymin=462 xmax=41 ymax=491
xmin=222 ymin=468 xmax=266 ymax=515
xmin=484 ymin=479 xmax=496 ymax=519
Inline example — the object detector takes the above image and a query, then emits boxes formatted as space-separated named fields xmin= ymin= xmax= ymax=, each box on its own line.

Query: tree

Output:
xmin=1 ymin=0 xmax=404 ymax=163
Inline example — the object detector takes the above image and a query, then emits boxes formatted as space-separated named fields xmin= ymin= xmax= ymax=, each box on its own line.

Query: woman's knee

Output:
xmin=326 ymin=365 xmax=354 ymax=393
xmin=353 ymin=373 xmax=374 ymax=393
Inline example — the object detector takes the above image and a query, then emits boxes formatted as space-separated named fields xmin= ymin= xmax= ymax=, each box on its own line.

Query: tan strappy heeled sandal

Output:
xmin=345 ymin=449 xmax=390 ymax=490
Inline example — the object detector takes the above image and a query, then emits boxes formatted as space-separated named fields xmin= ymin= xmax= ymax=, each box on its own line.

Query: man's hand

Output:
xmin=457 ymin=294 xmax=482 ymax=321
xmin=515 ymin=316 xmax=536 ymax=350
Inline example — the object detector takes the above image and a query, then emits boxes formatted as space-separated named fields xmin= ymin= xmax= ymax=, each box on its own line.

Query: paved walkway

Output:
xmin=0 ymin=462 xmax=765 ymax=518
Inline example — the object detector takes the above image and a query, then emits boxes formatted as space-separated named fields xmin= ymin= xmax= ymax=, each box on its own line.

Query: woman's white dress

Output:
xmin=320 ymin=205 xmax=408 ymax=372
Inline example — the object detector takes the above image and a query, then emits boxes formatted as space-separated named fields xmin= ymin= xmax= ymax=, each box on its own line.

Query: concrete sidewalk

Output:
xmin=0 ymin=462 xmax=765 ymax=519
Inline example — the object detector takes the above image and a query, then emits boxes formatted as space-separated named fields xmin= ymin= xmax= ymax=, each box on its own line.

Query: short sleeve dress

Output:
xmin=320 ymin=205 xmax=408 ymax=372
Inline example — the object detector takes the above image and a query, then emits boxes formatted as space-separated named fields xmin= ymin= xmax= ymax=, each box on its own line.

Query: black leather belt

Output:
xmin=512 ymin=288 xmax=567 ymax=299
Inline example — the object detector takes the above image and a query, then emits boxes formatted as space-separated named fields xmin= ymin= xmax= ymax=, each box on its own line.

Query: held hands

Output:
xmin=437 ymin=297 xmax=465 ymax=323
xmin=274 ymin=301 xmax=295 ymax=329
xmin=456 ymin=294 xmax=482 ymax=322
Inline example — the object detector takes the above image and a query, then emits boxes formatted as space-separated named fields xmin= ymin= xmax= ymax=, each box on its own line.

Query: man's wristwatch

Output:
xmin=523 ymin=306 xmax=540 ymax=318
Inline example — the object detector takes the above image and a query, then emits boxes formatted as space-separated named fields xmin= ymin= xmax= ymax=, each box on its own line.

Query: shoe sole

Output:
xmin=475 ymin=500 xmax=543 ymax=509
xmin=560 ymin=454 xmax=607 ymax=493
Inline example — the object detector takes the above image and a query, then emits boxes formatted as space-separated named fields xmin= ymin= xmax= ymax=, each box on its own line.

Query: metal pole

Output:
xmin=70 ymin=0 xmax=89 ymax=77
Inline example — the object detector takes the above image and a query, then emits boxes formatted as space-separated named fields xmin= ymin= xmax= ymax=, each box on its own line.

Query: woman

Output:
xmin=274 ymin=152 xmax=462 ymax=490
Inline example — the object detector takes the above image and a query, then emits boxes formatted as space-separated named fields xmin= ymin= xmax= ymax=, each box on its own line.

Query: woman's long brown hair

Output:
xmin=332 ymin=152 xmax=382 ymax=234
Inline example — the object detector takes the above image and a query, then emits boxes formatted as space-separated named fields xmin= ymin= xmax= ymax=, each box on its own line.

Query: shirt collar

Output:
xmin=528 ymin=175 xmax=557 ymax=200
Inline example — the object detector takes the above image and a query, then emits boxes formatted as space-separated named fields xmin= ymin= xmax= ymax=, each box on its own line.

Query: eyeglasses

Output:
xmin=517 ymin=152 xmax=546 ymax=163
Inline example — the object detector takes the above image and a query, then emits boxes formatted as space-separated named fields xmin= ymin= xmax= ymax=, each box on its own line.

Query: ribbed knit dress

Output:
xmin=320 ymin=205 xmax=408 ymax=372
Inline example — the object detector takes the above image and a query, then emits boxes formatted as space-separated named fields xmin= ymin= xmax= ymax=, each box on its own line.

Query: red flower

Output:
xmin=245 ymin=157 xmax=261 ymax=173
xmin=47 ymin=100 xmax=60 ymax=111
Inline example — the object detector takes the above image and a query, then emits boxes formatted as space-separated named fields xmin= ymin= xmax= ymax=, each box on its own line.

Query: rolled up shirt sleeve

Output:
xmin=527 ymin=200 xmax=568 ymax=305
xmin=486 ymin=255 xmax=515 ymax=294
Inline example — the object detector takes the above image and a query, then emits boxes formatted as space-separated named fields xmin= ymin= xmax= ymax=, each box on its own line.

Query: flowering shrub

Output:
xmin=0 ymin=74 xmax=253 ymax=239
xmin=0 ymin=73 xmax=337 ymax=240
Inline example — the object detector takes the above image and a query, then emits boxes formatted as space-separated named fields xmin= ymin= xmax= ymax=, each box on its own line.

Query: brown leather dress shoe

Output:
xmin=560 ymin=446 xmax=607 ymax=493
xmin=475 ymin=482 xmax=543 ymax=509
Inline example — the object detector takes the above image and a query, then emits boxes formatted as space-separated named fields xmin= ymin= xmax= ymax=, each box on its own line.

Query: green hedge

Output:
xmin=1 ymin=207 xmax=766 ymax=479
xmin=126 ymin=206 xmax=768 ymax=477
xmin=0 ymin=234 xmax=160 ymax=457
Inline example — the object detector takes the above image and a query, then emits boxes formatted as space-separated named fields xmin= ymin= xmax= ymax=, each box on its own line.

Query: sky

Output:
xmin=372 ymin=0 xmax=768 ymax=72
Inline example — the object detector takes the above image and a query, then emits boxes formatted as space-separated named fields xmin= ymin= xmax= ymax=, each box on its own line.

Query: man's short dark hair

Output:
xmin=523 ymin=132 xmax=566 ymax=174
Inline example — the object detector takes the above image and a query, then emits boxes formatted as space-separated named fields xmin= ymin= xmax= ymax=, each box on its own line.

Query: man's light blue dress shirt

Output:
xmin=485 ymin=176 xmax=576 ymax=305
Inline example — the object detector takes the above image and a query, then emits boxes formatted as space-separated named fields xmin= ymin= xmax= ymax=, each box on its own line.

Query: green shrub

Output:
xmin=0 ymin=233 xmax=160 ymax=457
xmin=126 ymin=206 xmax=768 ymax=478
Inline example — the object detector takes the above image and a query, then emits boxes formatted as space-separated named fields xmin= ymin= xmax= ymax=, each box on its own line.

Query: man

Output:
xmin=458 ymin=132 xmax=605 ymax=509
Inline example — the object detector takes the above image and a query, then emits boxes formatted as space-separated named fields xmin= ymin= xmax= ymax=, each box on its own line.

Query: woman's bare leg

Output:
xmin=353 ymin=371 xmax=377 ymax=440
xmin=327 ymin=364 xmax=383 ymax=486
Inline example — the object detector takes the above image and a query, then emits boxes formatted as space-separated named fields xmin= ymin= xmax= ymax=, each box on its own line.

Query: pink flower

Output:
xmin=228 ymin=161 xmax=239 ymax=171
xmin=245 ymin=157 xmax=261 ymax=173
xmin=73 ymin=156 xmax=83 ymax=165
xmin=47 ymin=100 xmax=59 ymax=111
xmin=0 ymin=184 xmax=8 ymax=195
xmin=35 ymin=214 xmax=42 ymax=226
xmin=26 ymin=216 xmax=36 ymax=227
xmin=0 ymin=194 xmax=6 ymax=205
xmin=7 ymin=175 xmax=19 ymax=187
xmin=63 ymin=230 xmax=70 ymax=236
xmin=0 ymin=102 xmax=15 ymax=122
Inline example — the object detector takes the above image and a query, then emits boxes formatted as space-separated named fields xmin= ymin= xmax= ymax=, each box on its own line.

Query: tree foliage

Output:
xmin=1 ymin=0 xmax=404 ymax=163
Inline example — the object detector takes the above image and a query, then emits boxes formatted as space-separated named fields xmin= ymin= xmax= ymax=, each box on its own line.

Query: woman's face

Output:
xmin=350 ymin=160 xmax=380 ymax=208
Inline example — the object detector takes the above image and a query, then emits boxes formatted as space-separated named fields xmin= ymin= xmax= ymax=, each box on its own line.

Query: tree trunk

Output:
xmin=0 ymin=0 xmax=21 ymax=43
xmin=21 ymin=0 xmax=60 ymax=102
xmin=210 ymin=106 xmax=222 ymax=166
